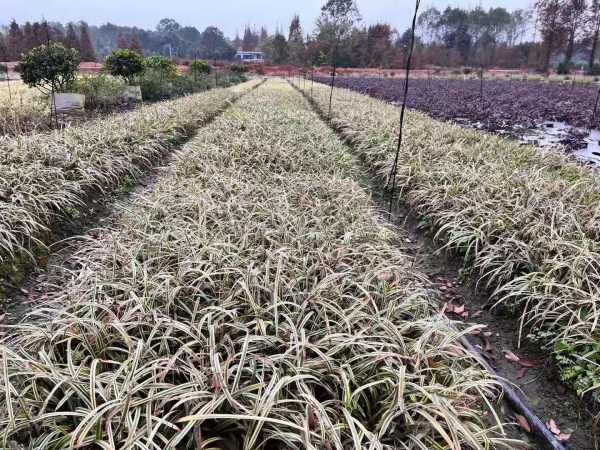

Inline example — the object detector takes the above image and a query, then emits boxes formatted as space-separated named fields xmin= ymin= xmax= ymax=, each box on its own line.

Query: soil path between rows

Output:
xmin=289 ymin=79 xmax=598 ymax=450
xmin=383 ymin=198 xmax=597 ymax=450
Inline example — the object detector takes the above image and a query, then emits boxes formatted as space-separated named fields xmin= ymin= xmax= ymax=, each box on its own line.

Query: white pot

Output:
xmin=51 ymin=93 xmax=85 ymax=114
xmin=123 ymin=85 xmax=142 ymax=101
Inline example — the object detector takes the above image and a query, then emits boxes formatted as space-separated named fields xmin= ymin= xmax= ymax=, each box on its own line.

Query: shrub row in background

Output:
xmin=0 ymin=79 xmax=261 ymax=296
xmin=0 ymin=80 xmax=515 ymax=450
xmin=293 ymin=79 xmax=600 ymax=404
xmin=1 ymin=45 xmax=246 ymax=137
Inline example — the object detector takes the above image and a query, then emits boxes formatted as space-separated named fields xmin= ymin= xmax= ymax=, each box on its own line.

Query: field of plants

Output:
xmin=0 ymin=79 xmax=260 ymax=296
xmin=295 ymin=77 xmax=600 ymax=409
xmin=0 ymin=79 xmax=527 ymax=449
xmin=0 ymin=52 xmax=246 ymax=139
xmin=317 ymin=76 xmax=600 ymax=144
xmin=0 ymin=81 xmax=48 ymax=136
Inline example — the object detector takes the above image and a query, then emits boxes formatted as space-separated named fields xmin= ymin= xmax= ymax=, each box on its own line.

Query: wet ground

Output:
xmin=519 ymin=121 xmax=600 ymax=165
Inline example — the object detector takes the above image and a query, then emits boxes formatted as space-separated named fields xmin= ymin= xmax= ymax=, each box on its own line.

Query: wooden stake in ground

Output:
xmin=387 ymin=0 xmax=420 ymax=214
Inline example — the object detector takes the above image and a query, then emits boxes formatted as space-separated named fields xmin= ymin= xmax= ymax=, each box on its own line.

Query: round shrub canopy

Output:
xmin=104 ymin=49 xmax=145 ymax=84
xmin=17 ymin=43 xmax=80 ymax=94
xmin=144 ymin=55 xmax=178 ymax=79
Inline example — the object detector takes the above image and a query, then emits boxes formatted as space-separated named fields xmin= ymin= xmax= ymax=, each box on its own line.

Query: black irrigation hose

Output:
xmin=459 ymin=336 xmax=567 ymax=450
xmin=387 ymin=0 xmax=420 ymax=215
xmin=288 ymin=79 xmax=569 ymax=450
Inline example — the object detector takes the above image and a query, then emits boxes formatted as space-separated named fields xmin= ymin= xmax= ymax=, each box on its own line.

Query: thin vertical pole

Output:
xmin=387 ymin=0 xmax=421 ymax=215
xmin=6 ymin=69 xmax=12 ymax=103
xmin=45 ymin=22 xmax=60 ymax=130
xmin=480 ymin=64 xmax=484 ymax=104
xmin=311 ymin=69 xmax=314 ymax=98
xmin=328 ymin=37 xmax=340 ymax=120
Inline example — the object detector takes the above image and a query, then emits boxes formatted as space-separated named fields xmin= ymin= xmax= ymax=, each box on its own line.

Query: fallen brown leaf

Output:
xmin=546 ymin=419 xmax=561 ymax=435
xmin=515 ymin=414 xmax=531 ymax=433
xmin=444 ymin=302 xmax=455 ymax=313
xmin=504 ymin=350 xmax=520 ymax=363
xmin=515 ymin=367 xmax=527 ymax=379
xmin=517 ymin=358 xmax=536 ymax=368
xmin=453 ymin=304 xmax=466 ymax=315
xmin=556 ymin=433 xmax=571 ymax=442
xmin=483 ymin=339 xmax=493 ymax=353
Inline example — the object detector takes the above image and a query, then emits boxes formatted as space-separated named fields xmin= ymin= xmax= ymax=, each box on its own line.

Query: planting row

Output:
xmin=0 ymin=71 xmax=247 ymax=139
xmin=0 ymin=81 xmax=49 ymax=136
xmin=0 ymin=80 xmax=517 ymax=449
xmin=318 ymin=76 xmax=600 ymax=139
xmin=0 ymin=79 xmax=261 ymax=297
xmin=296 ymin=79 xmax=600 ymax=406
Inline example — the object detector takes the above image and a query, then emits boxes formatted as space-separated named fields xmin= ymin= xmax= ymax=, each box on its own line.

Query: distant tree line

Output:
xmin=0 ymin=20 xmax=96 ymax=62
xmin=1 ymin=0 xmax=600 ymax=73
xmin=536 ymin=0 xmax=600 ymax=73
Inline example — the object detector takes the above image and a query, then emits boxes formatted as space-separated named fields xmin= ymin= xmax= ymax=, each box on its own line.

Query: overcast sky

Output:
xmin=4 ymin=0 xmax=533 ymax=37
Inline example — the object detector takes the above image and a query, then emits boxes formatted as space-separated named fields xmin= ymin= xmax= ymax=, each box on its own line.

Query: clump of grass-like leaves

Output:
xmin=0 ymin=80 xmax=260 ymax=292
xmin=0 ymin=81 xmax=49 ymax=136
xmin=293 ymin=78 xmax=600 ymax=403
xmin=0 ymin=81 xmax=515 ymax=449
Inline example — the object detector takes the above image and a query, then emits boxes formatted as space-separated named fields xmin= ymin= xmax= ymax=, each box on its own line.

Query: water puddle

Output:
xmin=519 ymin=121 xmax=600 ymax=165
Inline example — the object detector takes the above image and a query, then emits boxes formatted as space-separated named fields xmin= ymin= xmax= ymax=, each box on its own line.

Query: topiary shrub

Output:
xmin=17 ymin=43 xmax=80 ymax=94
xmin=104 ymin=49 xmax=145 ymax=84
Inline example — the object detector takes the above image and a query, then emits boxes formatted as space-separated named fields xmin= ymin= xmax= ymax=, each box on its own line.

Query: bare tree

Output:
xmin=589 ymin=0 xmax=600 ymax=71
xmin=535 ymin=0 xmax=566 ymax=73
xmin=321 ymin=0 xmax=361 ymax=117
xmin=560 ymin=0 xmax=587 ymax=67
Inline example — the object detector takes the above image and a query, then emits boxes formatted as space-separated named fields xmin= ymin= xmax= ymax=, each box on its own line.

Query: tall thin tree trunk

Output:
xmin=564 ymin=30 xmax=575 ymax=65
xmin=590 ymin=25 xmax=600 ymax=72
xmin=543 ymin=34 xmax=554 ymax=74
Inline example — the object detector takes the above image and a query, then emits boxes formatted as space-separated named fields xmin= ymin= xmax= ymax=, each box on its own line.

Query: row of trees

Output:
xmin=3 ymin=1 xmax=600 ymax=72
xmin=89 ymin=20 xmax=236 ymax=60
xmin=0 ymin=20 xmax=96 ymax=62
xmin=536 ymin=0 xmax=600 ymax=73
xmin=234 ymin=7 xmax=534 ymax=69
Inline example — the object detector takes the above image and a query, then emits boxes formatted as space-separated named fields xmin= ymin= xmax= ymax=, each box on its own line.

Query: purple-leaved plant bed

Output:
xmin=318 ymin=76 xmax=600 ymax=154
